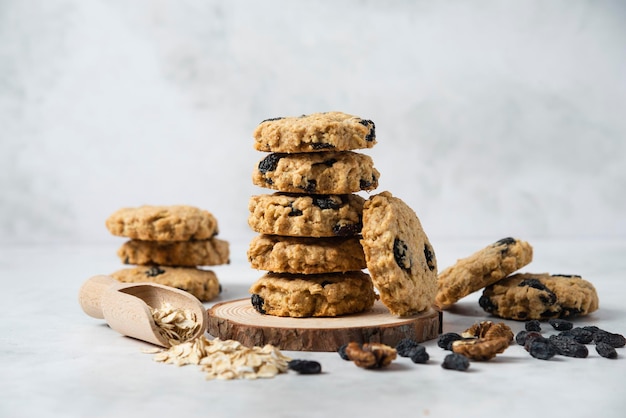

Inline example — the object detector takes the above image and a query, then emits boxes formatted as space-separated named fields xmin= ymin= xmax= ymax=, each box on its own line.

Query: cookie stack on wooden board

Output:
xmin=247 ymin=112 xmax=380 ymax=317
xmin=105 ymin=205 xmax=228 ymax=302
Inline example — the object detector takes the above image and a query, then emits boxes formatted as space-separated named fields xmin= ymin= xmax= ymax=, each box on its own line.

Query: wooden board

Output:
xmin=207 ymin=298 xmax=442 ymax=352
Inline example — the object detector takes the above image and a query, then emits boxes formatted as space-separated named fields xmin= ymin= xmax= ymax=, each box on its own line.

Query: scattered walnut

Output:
xmin=462 ymin=321 xmax=514 ymax=343
xmin=345 ymin=342 xmax=397 ymax=369
xmin=451 ymin=337 xmax=510 ymax=361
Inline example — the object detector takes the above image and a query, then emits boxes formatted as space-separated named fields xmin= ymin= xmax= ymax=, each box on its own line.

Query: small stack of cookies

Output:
xmin=246 ymin=112 xmax=439 ymax=318
xmin=105 ymin=205 xmax=228 ymax=302
xmin=247 ymin=112 xmax=379 ymax=317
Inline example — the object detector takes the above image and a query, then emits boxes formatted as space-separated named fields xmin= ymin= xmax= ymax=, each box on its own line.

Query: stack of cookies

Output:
xmin=246 ymin=112 xmax=439 ymax=317
xmin=105 ymin=205 xmax=228 ymax=302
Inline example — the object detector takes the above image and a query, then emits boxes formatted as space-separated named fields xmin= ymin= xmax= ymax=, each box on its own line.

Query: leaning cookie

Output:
xmin=249 ymin=271 xmax=376 ymax=317
xmin=479 ymin=273 xmax=599 ymax=320
xmin=111 ymin=266 xmax=221 ymax=302
xmin=248 ymin=193 xmax=365 ymax=237
xmin=106 ymin=205 xmax=219 ymax=241
xmin=117 ymin=238 xmax=230 ymax=267
xmin=253 ymin=111 xmax=376 ymax=153
xmin=360 ymin=191 xmax=438 ymax=316
xmin=248 ymin=234 xmax=366 ymax=274
xmin=252 ymin=151 xmax=379 ymax=194
xmin=435 ymin=237 xmax=533 ymax=309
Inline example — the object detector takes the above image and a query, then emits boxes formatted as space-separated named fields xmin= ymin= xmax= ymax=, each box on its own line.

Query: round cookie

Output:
xmin=248 ymin=193 xmax=365 ymax=237
xmin=106 ymin=205 xmax=219 ymax=241
xmin=360 ymin=191 xmax=437 ymax=316
xmin=248 ymin=271 xmax=376 ymax=317
xmin=479 ymin=273 xmax=599 ymax=320
xmin=253 ymin=111 xmax=376 ymax=153
xmin=117 ymin=238 xmax=230 ymax=267
xmin=110 ymin=266 xmax=221 ymax=302
xmin=435 ymin=237 xmax=533 ymax=309
xmin=248 ymin=234 xmax=366 ymax=274
xmin=252 ymin=151 xmax=379 ymax=194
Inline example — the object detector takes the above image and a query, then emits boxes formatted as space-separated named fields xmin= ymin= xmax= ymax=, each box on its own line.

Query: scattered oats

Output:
xmin=148 ymin=336 xmax=291 ymax=380
xmin=150 ymin=302 xmax=201 ymax=346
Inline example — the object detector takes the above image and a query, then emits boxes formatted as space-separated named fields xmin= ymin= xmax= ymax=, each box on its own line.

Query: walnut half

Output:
xmin=345 ymin=342 xmax=397 ymax=369
xmin=451 ymin=337 xmax=510 ymax=361
xmin=462 ymin=321 xmax=514 ymax=343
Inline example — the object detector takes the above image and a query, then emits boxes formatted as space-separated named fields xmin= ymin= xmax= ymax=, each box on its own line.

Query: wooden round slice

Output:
xmin=207 ymin=298 xmax=442 ymax=352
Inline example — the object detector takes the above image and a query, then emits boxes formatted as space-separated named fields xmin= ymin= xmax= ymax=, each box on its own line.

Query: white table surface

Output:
xmin=2 ymin=238 xmax=625 ymax=418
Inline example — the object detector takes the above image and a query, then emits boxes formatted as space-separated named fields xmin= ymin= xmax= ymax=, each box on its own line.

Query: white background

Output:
xmin=1 ymin=0 xmax=625 ymax=246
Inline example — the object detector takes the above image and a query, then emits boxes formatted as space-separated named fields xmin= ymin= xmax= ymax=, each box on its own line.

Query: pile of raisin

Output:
xmin=515 ymin=319 xmax=624 ymax=360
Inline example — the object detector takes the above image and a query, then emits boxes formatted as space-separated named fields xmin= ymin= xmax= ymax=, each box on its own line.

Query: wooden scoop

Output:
xmin=78 ymin=275 xmax=208 ymax=347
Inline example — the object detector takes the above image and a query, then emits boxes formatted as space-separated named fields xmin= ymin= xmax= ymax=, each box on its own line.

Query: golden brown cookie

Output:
xmin=248 ymin=193 xmax=365 ymax=237
xmin=111 ymin=266 xmax=221 ymax=302
xmin=479 ymin=273 xmax=599 ymax=320
xmin=435 ymin=237 xmax=533 ymax=309
xmin=117 ymin=238 xmax=230 ymax=267
xmin=360 ymin=191 xmax=438 ymax=316
xmin=252 ymin=151 xmax=379 ymax=194
xmin=248 ymin=271 xmax=376 ymax=317
xmin=106 ymin=205 xmax=219 ymax=241
xmin=247 ymin=234 xmax=366 ymax=274
xmin=253 ymin=111 xmax=376 ymax=153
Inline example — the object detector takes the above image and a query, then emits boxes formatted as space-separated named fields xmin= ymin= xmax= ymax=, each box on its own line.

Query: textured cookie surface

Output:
xmin=111 ymin=266 xmax=221 ymax=302
xmin=252 ymin=151 xmax=379 ymax=194
xmin=117 ymin=238 xmax=230 ymax=267
xmin=360 ymin=191 xmax=437 ymax=316
xmin=253 ymin=111 xmax=376 ymax=153
xmin=249 ymin=271 xmax=376 ymax=317
xmin=106 ymin=205 xmax=219 ymax=241
xmin=479 ymin=273 xmax=599 ymax=320
xmin=435 ymin=237 xmax=533 ymax=309
xmin=248 ymin=234 xmax=366 ymax=274
xmin=248 ymin=193 xmax=364 ymax=237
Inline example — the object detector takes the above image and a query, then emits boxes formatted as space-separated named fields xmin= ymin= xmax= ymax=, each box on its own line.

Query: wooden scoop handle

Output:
xmin=78 ymin=275 xmax=122 ymax=319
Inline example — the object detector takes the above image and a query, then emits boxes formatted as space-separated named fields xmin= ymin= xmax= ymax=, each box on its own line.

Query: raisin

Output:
xmin=310 ymin=143 xmax=335 ymax=150
xmin=559 ymin=327 xmax=594 ymax=344
xmin=337 ymin=344 xmax=350 ymax=361
xmin=494 ymin=237 xmax=516 ymax=246
xmin=525 ymin=320 xmax=542 ymax=332
xmin=360 ymin=178 xmax=374 ymax=190
xmin=258 ymin=153 xmax=283 ymax=173
xmin=548 ymin=318 xmax=573 ymax=331
xmin=595 ymin=342 xmax=618 ymax=359
xmin=438 ymin=333 xmax=463 ymax=350
xmin=523 ymin=332 xmax=547 ymax=352
xmin=515 ymin=330 xmax=528 ymax=346
xmin=145 ymin=266 xmax=165 ymax=277
xmin=395 ymin=338 xmax=420 ymax=357
xmin=260 ymin=117 xmax=284 ymax=123
xmin=548 ymin=335 xmax=589 ymax=358
xmin=409 ymin=346 xmax=429 ymax=364
xmin=359 ymin=119 xmax=376 ymax=142
xmin=288 ymin=205 xmax=303 ymax=217
xmin=424 ymin=244 xmax=436 ymax=272
xmin=288 ymin=360 xmax=322 ymax=375
xmin=441 ymin=353 xmax=470 ymax=371
xmin=333 ymin=223 xmax=361 ymax=236
xmin=517 ymin=279 xmax=557 ymax=305
xmin=312 ymin=195 xmax=341 ymax=210
xmin=529 ymin=339 xmax=557 ymax=360
xmin=478 ymin=295 xmax=498 ymax=313
xmin=322 ymin=158 xmax=336 ymax=167
xmin=251 ymin=294 xmax=266 ymax=314
xmin=303 ymin=180 xmax=317 ymax=193
xmin=593 ymin=330 xmax=626 ymax=348
xmin=393 ymin=238 xmax=412 ymax=271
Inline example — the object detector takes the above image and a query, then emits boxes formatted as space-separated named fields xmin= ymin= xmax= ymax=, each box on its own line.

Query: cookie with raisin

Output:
xmin=435 ymin=237 xmax=533 ymax=309
xmin=360 ymin=191 xmax=438 ymax=316
xmin=479 ymin=273 xmax=599 ymax=321
xmin=117 ymin=238 xmax=230 ymax=267
xmin=248 ymin=193 xmax=364 ymax=237
xmin=253 ymin=111 xmax=376 ymax=153
xmin=110 ymin=266 xmax=221 ymax=302
xmin=106 ymin=205 xmax=218 ymax=241
xmin=252 ymin=151 xmax=379 ymax=194
xmin=249 ymin=271 xmax=376 ymax=317
xmin=248 ymin=234 xmax=366 ymax=274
